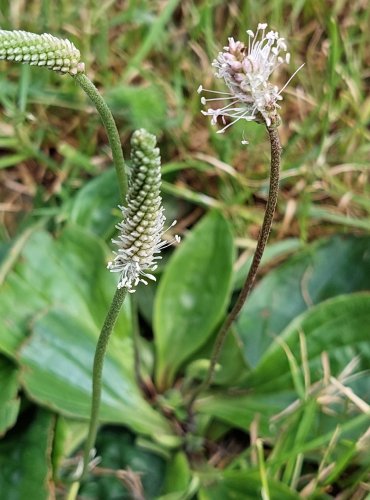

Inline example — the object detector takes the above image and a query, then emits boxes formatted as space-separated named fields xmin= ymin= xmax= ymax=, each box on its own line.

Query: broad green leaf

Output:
xmin=0 ymin=409 xmax=55 ymax=500
xmin=198 ymin=469 xmax=299 ymax=500
xmin=199 ymin=294 xmax=370 ymax=434
xmin=0 ymin=226 xmax=131 ymax=358
xmin=236 ymin=235 xmax=370 ymax=367
xmin=19 ymin=308 xmax=173 ymax=439
xmin=69 ymin=168 xmax=120 ymax=239
xmin=0 ymin=226 xmax=172 ymax=439
xmin=154 ymin=211 xmax=235 ymax=389
xmin=245 ymin=293 xmax=370 ymax=393
xmin=0 ymin=356 xmax=20 ymax=437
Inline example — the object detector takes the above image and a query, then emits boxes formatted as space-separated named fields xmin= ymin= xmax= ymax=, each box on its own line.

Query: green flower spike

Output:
xmin=108 ymin=129 xmax=180 ymax=292
xmin=0 ymin=29 xmax=85 ymax=74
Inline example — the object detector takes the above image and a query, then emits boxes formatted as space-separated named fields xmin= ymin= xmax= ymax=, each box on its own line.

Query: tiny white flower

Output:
xmin=107 ymin=129 xmax=180 ymax=293
xmin=199 ymin=23 xmax=303 ymax=138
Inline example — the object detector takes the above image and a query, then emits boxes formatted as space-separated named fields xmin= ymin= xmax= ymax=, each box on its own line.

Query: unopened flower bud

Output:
xmin=0 ymin=30 xmax=85 ymax=75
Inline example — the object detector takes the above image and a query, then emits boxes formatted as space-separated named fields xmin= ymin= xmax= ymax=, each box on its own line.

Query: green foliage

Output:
xmin=0 ymin=225 xmax=172 ymax=440
xmin=0 ymin=410 xmax=55 ymax=500
xmin=236 ymin=235 xmax=370 ymax=367
xmin=69 ymin=168 xmax=120 ymax=239
xmin=106 ymin=84 xmax=169 ymax=133
xmin=233 ymin=237 xmax=303 ymax=290
xmin=79 ymin=427 xmax=166 ymax=499
xmin=154 ymin=211 xmax=235 ymax=389
xmin=2 ymin=211 xmax=369 ymax=497
xmin=19 ymin=308 xmax=171 ymax=437
xmin=198 ymin=470 xmax=300 ymax=500
xmin=0 ymin=357 xmax=20 ymax=437
xmin=246 ymin=293 xmax=370 ymax=394
xmin=0 ymin=226 xmax=131 ymax=358
xmin=160 ymin=451 xmax=192 ymax=497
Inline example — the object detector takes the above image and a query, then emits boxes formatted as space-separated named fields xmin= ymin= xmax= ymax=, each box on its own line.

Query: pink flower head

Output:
xmin=199 ymin=23 xmax=302 ymax=137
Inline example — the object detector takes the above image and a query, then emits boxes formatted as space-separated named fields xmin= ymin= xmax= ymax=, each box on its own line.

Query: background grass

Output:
xmin=0 ymin=0 xmax=369 ymax=248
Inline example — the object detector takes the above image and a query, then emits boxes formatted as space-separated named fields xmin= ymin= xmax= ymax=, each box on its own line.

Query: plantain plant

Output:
xmin=0 ymin=25 xmax=369 ymax=500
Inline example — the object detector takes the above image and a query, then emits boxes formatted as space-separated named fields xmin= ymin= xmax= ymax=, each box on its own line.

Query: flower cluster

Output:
xmin=199 ymin=23 xmax=299 ymax=135
xmin=0 ymin=30 xmax=85 ymax=75
xmin=108 ymin=129 xmax=180 ymax=292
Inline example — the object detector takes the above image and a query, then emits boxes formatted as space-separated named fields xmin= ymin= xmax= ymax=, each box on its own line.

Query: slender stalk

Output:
xmin=81 ymin=286 xmax=128 ymax=478
xmin=187 ymin=126 xmax=281 ymax=410
xmin=73 ymin=72 xmax=128 ymax=203
xmin=66 ymin=76 xmax=129 ymax=495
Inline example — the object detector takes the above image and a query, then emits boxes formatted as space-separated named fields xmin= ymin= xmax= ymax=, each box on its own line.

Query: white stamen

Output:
xmin=278 ymin=62 xmax=305 ymax=95
xmin=199 ymin=23 xmax=301 ymax=135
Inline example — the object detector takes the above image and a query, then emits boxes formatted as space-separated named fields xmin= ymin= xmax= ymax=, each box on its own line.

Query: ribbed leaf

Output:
xmin=154 ymin=211 xmax=235 ymax=389
xmin=236 ymin=235 xmax=370 ymax=367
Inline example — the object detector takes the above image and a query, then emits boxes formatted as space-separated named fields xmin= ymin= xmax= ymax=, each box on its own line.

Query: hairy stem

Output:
xmin=187 ymin=126 xmax=281 ymax=410
xmin=81 ymin=286 xmax=128 ymax=478
xmin=68 ymin=76 xmax=128 ymax=492
xmin=73 ymin=72 xmax=127 ymax=203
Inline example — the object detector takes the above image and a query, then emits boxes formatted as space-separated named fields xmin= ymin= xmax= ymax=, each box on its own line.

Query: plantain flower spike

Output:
xmin=108 ymin=129 xmax=180 ymax=293
xmin=199 ymin=23 xmax=302 ymax=138
xmin=0 ymin=29 xmax=85 ymax=74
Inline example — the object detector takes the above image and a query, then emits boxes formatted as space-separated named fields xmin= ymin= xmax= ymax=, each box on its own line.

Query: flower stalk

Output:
xmin=188 ymin=23 xmax=296 ymax=410
xmin=81 ymin=286 xmax=128 ymax=479
xmin=187 ymin=125 xmax=281 ymax=410
xmin=73 ymin=73 xmax=128 ymax=203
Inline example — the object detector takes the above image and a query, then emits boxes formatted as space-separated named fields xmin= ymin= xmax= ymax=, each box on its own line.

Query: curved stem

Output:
xmin=187 ymin=126 xmax=281 ymax=410
xmin=73 ymin=72 xmax=128 ymax=203
xmin=81 ymin=286 xmax=128 ymax=478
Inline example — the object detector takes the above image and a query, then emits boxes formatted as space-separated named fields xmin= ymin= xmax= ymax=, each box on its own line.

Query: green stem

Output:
xmin=187 ymin=126 xmax=281 ymax=410
xmin=81 ymin=286 xmax=128 ymax=478
xmin=73 ymin=72 xmax=128 ymax=203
